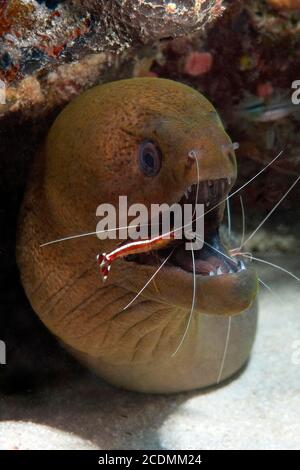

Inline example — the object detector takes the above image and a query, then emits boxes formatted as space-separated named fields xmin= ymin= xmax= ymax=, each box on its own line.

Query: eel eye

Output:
xmin=138 ymin=140 xmax=162 ymax=177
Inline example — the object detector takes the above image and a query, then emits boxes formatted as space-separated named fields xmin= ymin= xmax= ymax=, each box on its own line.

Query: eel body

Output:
xmin=17 ymin=78 xmax=258 ymax=393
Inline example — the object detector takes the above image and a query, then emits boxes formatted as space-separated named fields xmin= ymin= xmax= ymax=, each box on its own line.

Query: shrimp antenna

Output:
xmin=241 ymin=175 xmax=300 ymax=249
xmin=217 ymin=317 xmax=232 ymax=384
xmin=40 ymin=151 xmax=284 ymax=247
xmin=122 ymin=249 xmax=174 ymax=311
xmin=172 ymin=245 xmax=196 ymax=357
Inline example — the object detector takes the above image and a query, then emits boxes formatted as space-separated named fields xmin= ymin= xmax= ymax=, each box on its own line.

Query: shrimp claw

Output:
xmin=96 ymin=253 xmax=111 ymax=282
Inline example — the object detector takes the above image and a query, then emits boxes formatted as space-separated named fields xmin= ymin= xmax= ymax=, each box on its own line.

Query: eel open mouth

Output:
xmin=123 ymin=179 xmax=246 ymax=278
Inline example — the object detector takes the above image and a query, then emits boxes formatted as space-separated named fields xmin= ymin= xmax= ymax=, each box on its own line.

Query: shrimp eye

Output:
xmin=138 ymin=140 xmax=162 ymax=177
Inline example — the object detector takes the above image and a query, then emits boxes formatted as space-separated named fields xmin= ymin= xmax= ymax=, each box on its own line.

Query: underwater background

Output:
xmin=0 ymin=0 xmax=299 ymax=450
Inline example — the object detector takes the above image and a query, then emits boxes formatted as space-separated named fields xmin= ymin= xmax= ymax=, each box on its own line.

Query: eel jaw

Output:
xmin=125 ymin=178 xmax=242 ymax=278
xmin=123 ymin=179 xmax=258 ymax=315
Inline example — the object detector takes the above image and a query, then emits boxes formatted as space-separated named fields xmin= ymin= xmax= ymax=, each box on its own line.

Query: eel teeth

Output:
xmin=220 ymin=179 xmax=225 ymax=194
xmin=184 ymin=185 xmax=193 ymax=198
xmin=203 ymin=183 xmax=209 ymax=201
xmin=216 ymin=266 xmax=223 ymax=275
xmin=238 ymin=260 xmax=246 ymax=271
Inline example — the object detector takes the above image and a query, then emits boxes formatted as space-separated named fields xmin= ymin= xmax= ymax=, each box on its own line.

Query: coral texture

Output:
xmin=0 ymin=0 xmax=223 ymax=85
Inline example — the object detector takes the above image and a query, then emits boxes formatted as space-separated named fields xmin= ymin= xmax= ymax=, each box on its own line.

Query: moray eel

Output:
xmin=17 ymin=78 xmax=258 ymax=393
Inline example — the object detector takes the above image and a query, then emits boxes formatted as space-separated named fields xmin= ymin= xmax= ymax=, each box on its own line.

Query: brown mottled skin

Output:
xmin=17 ymin=78 xmax=258 ymax=393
